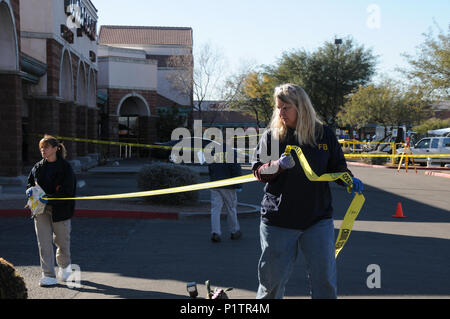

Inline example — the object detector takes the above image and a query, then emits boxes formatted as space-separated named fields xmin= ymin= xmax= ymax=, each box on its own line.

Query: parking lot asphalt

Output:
xmin=1 ymin=160 xmax=449 ymax=300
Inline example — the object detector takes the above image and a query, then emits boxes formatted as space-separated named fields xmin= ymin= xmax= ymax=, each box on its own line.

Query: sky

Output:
xmin=92 ymin=0 xmax=449 ymax=86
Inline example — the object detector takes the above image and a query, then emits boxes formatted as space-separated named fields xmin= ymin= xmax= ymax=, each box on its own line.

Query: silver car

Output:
xmin=398 ymin=137 xmax=450 ymax=166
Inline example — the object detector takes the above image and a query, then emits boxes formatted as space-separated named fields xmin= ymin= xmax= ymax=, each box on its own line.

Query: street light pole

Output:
xmin=333 ymin=38 xmax=342 ymax=129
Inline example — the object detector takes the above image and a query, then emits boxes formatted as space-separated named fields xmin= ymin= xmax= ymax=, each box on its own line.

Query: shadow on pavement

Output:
xmin=76 ymin=280 xmax=187 ymax=299
xmin=0 ymin=182 xmax=449 ymax=298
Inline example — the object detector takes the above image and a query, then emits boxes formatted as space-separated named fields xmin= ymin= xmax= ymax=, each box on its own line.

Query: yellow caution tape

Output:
xmin=40 ymin=134 xmax=248 ymax=153
xmin=48 ymin=144 xmax=365 ymax=258
xmin=48 ymin=174 xmax=257 ymax=201
xmin=52 ymin=135 xmax=182 ymax=150
xmin=34 ymin=134 xmax=450 ymax=158
xmin=285 ymin=145 xmax=366 ymax=258
xmin=339 ymin=140 xmax=406 ymax=145
xmin=345 ymin=154 xmax=450 ymax=158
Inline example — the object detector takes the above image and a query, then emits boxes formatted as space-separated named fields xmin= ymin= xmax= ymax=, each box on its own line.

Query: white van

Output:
xmin=398 ymin=137 xmax=450 ymax=166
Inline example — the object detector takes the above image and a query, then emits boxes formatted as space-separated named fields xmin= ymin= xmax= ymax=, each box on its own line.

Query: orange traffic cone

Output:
xmin=393 ymin=202 xmax=406 ymax=218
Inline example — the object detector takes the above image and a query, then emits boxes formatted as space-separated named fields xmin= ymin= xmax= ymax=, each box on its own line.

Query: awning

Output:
xmin=97 ymin=91 xmax=108 ymax=105
xmin=20 ymin=53 xmax=47 ymax=84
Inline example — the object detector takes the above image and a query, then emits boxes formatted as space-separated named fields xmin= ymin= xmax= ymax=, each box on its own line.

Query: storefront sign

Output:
xmin=61 ymin=24 xmax=74 ymax=44
xmin=64 ymin=0 xmax=97 ymax=41
xmin=89 ymin=50 xmax=96 ymax=62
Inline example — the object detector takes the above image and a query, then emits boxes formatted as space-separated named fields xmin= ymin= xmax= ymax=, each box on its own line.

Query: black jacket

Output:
xmin=27 ymin=158 xmax=76 ymax=222
xmin=208 ymin=148 xmax=242 ymax=190
xmin=252 ymin=125 xmax=352 ymax=230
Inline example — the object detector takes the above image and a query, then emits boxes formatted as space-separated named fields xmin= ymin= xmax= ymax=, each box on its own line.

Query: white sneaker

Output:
xmin=40 ymin=276 xmax=58 ymax=287
xmin=57 ymin=265 xmax=72 ymax=282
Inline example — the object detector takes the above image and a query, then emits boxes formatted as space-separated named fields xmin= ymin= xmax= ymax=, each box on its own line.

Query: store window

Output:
xmin=431 ymin=139 xmax=439 ymax=149
xmin=415 ymin=139 xmax=430 ymax=149
xmin=444 ymin=138 xmax=450 ymax=148
xmin=118 ymin=116 xmax=138 ymax=138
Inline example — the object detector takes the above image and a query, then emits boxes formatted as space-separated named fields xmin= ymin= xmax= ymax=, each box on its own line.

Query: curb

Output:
xmin=424 ymin=171 xmax=450 ymax=179
xmin=348 ymin=161 xmax=450 ymax=172
xmin=347 ymin=161 xmax=387 ymax=169
xmin=0 ymin=209 xmax=179 ymax=220
xmin=0 ymin=201 xmax=261 ymax=220
xmin=75 ymin=209 xmax=179 ymax=219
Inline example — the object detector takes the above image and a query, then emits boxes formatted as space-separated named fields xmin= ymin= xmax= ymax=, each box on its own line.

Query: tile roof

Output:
xmin=98 ymin=26 xmax=193 ymax=47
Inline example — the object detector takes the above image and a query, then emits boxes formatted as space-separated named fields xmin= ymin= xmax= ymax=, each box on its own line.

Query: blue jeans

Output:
xmin=256 ymin=219 xmax=337 ymax=299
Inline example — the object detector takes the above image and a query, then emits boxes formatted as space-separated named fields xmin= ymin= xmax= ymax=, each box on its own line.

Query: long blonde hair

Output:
xmin=269 ymin=83 xmax=323 ymax=146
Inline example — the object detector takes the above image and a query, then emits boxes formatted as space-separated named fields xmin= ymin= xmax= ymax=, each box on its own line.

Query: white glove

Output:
xmin=278 ymin=153 xmax=295 ymax=169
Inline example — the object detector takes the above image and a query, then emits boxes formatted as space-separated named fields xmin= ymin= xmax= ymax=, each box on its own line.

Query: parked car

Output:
xmin=397 ymin=136 xmax=450 ymax=166
xmin=151 ymin=137 xmax=249 ymax=164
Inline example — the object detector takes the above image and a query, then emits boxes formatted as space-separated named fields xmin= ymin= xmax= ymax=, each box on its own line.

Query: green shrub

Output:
xmin=361 ymin=151 xmax=388 ymax=165
xmin=341 ymin=146 xmax=351 ymax=154
xmin=0 ymin=258 xmax=28 ymax=299
xmin=137 ymin=162 xmax=200 ymax=205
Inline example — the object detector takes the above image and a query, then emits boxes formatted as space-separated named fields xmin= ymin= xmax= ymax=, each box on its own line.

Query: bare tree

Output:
xmin=223 ymin=68 xmax=273 ymax=127
xmin=399 ymin=23 xmax=450 ymax=100
xmin=166 ymin=53 xmax=194 ymax=107
xmin=167 ymin=42 xmax=227 ymax=117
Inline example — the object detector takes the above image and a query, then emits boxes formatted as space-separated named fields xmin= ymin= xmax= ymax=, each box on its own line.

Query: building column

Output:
xmin=76 ymin=104 xmax=89 ymax=156
xmin=138 ymin=116 xmax=150 ymax=157
xmin=137 ymin=115 xmax=158 ymax=157
xmin=59 ymin=102 xmax=77 ymax=160
xmin=99 ymin=114 xmax=119 ymax=158
xmin=87 ymin=107 xmax=99 ymax=154
xmin=0 ymin=73 xmax=22 ymax=176
xmin=108 ymin=115 xmax=119 ymax=158
xmin=27 ymin=97 xmax=61 ymax=164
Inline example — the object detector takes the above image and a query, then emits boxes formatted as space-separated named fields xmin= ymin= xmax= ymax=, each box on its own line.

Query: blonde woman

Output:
xmin=26 ymin=135 xmax=76 ymax=287
xmin=252 ymin=84 xmax=363 ymax=299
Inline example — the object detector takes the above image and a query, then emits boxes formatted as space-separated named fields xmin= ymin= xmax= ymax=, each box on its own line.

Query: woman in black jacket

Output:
xmin=26 ymin=135 xmax=76 ymax=287
xmin=252 ymin=84 xmax=363 ymax=299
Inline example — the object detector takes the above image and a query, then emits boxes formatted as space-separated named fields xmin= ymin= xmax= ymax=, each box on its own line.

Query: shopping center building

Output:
xmin=0 ymin=0 xmax=193 ymax=178
xmin=97 ymin=25 xmax=193 ymax=156
xmin=0 ymin=0 xmax=98 ymax=177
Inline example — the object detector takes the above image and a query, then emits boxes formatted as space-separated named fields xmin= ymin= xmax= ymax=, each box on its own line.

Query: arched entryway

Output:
xmin=117 ymin=93 xmax=151 ymax=117
xmin=87 ymin=68 xmax=96 ymax=107
xmin=59 ymin=48 xmax=73 ymax=101
xmin=86 ymin=68 xmax=98 ymax=154
xmin=76 ymin=61 xmax=87 ymax=105
xmin=117 ymin=93 xmax=150 ymax=137
xmin=117 ymin=93 xmax=151 ymax=157
xmin=0 ymin=0 xmax=18 ymax=71
xmin=75 ymin=62 xmax=88 ymax=156
xmin=59 ymin=48 xmax=76 ymax=158
xmin=0 ymin=0 xmax=22 ymax=177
